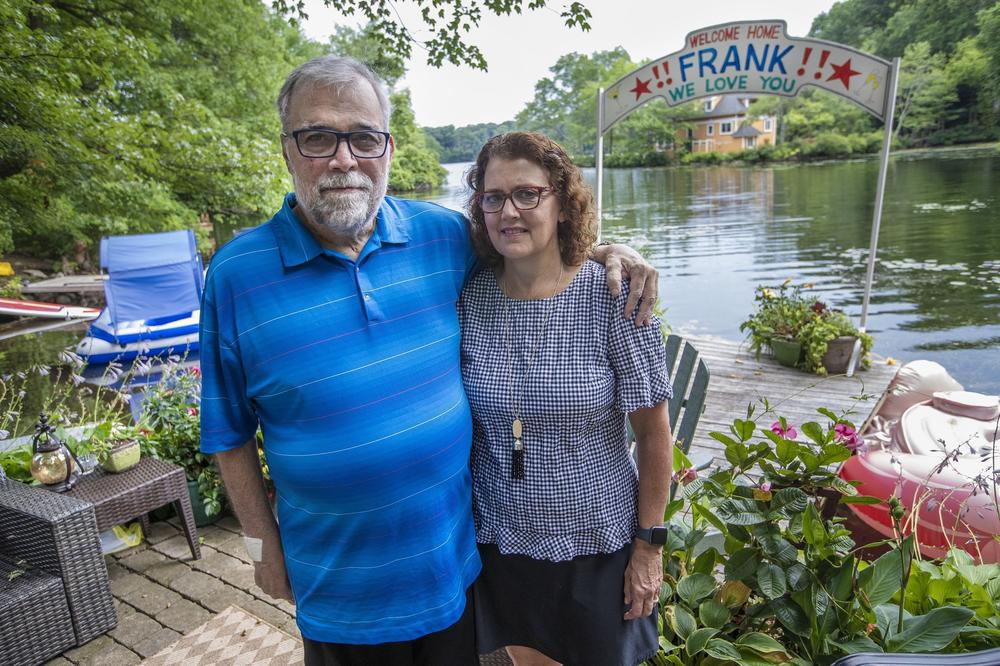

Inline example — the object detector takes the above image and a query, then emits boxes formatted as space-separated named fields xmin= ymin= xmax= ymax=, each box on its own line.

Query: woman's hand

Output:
xmin=592 ymin=243 xmax=659 ymax=326
xmin=623 ymin=540 xmax=663 ymax=620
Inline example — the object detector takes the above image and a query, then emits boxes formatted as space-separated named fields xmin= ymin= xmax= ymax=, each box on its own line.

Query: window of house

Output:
xmin=744 ymin=136 xmax=757 ymax=149
xmin=720 ymin=122 xmax=733 ymax=134
xmin=686 ymin=128 xmax=693 ymax=139
xmin=703 ymin=100 xmax=713 ymax=113
xmin=706 ymin=124 xmax=714 ymax=136
xmin=764 ymin=117 xmax=774 ymax=132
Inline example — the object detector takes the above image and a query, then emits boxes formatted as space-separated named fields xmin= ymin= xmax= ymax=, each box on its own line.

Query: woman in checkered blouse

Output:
xmin=459 ymin=132 xmax=674 ymax=666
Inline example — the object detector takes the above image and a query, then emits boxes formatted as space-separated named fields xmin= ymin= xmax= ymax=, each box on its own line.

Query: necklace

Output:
xmin=501 ymin=263 xmax=564 ymax=480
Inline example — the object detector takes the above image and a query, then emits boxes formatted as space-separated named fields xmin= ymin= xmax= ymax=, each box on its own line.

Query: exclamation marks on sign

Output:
xmin=652 ymin=61 xmax=672 ymax=88
xmin=797 ymin=47 xmax=832 ymax=78
xmin=797 ymin=47 xmax=812 ymax=76
xmin=815 ymin=50 xmax=831 ymax=79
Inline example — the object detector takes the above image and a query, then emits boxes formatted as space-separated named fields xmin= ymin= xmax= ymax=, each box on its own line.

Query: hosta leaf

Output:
xmin=703 ymin=638 xmax=742 ymax=661
xmin=830 ymin=636 xmax=883 ymax=654
xmin=678 ymin=573 xmax=717 ymax=605
xmin=668 ymin=604 xmax=696 ymax=641
xmin=736 ymin=632 xmax=789 ymax=653
xmin=698 ymin=600 xmax=730 ymax=629
xmin=685 ymin=627 xmax=719 ymax=656
xmin=715 ymin=580 xmax=752 ymax=609
xmin=886 ymin=606 xmax=975 ymax=653
xmin=756 ymin=563 xmax=787 ymax=599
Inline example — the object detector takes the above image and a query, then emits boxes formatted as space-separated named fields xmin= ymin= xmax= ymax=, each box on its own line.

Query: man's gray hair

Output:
xmin=277 ymin=56 xmax=392 ymax=132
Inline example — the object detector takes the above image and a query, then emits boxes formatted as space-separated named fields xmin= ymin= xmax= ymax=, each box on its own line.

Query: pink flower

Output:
xmin=187 ymin=407 xmax=199 ymax=417
xmin=835 ymin=423 xmax=863 ymax=451
xmin=771 ymin=421 xmax=797 ymax=440
xmin=760 ymin=481 xmax=772 ymax=492
xmin=190 ymin=366 xmax=201 ymax=377
xmin=673 ymin=467 xmax=698 ymax=485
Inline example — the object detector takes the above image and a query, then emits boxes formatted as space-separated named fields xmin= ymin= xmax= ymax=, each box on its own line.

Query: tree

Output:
xmin=0 ymin=0 xmax=315 ymax=258
xmin=273 ymin=0 xmax=592 ymax=71
xmin=978 ymin=2 xmax=1000 ymax=127
xmin=895 ymin=42 xmax=958 ymax=140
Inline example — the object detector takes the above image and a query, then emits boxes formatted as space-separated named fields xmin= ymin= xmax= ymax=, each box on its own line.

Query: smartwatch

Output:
xmin=635 ymin=525 xmax=669 ymax=546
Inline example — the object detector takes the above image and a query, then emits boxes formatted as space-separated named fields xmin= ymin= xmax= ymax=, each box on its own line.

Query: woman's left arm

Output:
xmin=623 ymin=401 xmax=673 ymax=620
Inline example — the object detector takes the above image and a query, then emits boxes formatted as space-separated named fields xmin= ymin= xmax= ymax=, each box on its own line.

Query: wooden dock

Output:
xmin=22 ymin=274 xmax=106 ymax=294
xmin=680 ymin=335 xmax=899 ymax=467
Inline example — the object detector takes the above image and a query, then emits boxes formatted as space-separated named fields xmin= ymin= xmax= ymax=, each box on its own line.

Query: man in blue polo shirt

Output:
xmin=199 ymin=56 xmax=658 ymax=666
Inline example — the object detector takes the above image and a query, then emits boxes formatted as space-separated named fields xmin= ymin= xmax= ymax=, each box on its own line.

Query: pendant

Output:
xmin=512 ymin=439 xmax=525 ymax=480
xmin=512 ymin=418 xmax=523 ymax=439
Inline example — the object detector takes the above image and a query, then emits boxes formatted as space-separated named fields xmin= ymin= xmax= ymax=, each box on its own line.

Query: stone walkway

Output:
xmin=48 ymin=516 xmax=299 ymax=665
xmin=48 ymin=516 xmax=512 ymax=665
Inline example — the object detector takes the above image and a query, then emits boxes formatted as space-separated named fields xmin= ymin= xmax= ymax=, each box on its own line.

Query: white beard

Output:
xmin=295 ymin=169 xmax=388 ymax=243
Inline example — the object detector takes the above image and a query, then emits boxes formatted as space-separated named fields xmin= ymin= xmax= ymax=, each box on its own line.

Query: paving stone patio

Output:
xmin=47 ymin=516 xmax=512 ymax=665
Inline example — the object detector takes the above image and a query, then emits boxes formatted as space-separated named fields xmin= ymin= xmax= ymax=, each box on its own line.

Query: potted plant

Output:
xmin=739 ymin=280 xmax=812 ymax=367
xmin=798 ymin=301 xmax=874 ymax=375
xmin=140 ymin=363 xmax=224 ymax=525
xmin=88 ymin=420 xmax=144 ymax=473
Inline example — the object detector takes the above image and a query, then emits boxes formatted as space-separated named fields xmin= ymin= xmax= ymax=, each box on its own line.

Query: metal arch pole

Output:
xmin=848 ymin=56 xmax=900 ymax=377
xmin=596 ymin=87 xmax=605 ymax=241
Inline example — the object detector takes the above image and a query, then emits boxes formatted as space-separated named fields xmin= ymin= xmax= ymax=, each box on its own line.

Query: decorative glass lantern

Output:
xmin=30 ymin=414 xmax=80 ymax=492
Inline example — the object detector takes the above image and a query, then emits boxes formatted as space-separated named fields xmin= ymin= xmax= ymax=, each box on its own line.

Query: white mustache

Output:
xmin=317 ymin=173 xmax=372 ymax=191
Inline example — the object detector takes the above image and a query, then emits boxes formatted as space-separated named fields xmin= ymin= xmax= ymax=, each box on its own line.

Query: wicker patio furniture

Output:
xmin=0 ymin=476 xmax=116 ymax=658
xmin=0 ymin=556 xmax=77 ymax=665
xmin=63 ymin=456 xmax=201 ymax=561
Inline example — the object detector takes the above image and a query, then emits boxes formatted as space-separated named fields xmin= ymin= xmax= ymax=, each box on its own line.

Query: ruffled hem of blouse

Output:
xmin=478 ymin=523 xmax=636 ymax=562
xmin=618 ymin=369 xmax=673 ymax=415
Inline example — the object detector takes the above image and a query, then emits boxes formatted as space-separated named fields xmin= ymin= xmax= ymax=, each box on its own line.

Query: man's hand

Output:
xmin=623 ymin=540 xmax=662 ymax=620
xmin=593 ymin=243 xmax=659 ymax=326
xmin=253 ymin=535 xmax=294 ymax=603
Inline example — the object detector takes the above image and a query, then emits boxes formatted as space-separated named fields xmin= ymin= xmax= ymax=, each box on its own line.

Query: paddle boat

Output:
xmin=75 ymin=230 xmax=203 ymax=363
xmin=839 ymin=360 xmax=1000 ymax=563
xmin=0 ymin=297 xmax=100 ymax=320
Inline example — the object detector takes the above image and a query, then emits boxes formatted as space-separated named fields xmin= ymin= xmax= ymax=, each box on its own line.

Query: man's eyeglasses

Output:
xmin=477 ymin=186 xmax=554 ymax=213
xmin=285 ymin=129 xmax=391 ymax=159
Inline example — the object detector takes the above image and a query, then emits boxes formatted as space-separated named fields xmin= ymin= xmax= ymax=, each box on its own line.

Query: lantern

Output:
xmin=30 ymin=414 xmax=80 ymax=492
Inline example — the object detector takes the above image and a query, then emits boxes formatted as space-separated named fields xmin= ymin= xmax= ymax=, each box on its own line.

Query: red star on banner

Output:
xmin=629 ymin=77 xmax=652 ymax=100
xmin=827 ymin=58 xmax=860 ymax=90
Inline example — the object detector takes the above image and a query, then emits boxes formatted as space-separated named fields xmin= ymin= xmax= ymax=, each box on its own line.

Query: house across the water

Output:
xmin=678 ymin=94 xmax=777 ymax=153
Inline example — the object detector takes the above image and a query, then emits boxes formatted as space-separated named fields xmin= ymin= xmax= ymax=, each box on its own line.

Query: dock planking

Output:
xmin=675 ymin=335 xmax=899 ymax=466
xmin=22 ymin=274 xmax=106 ymax=294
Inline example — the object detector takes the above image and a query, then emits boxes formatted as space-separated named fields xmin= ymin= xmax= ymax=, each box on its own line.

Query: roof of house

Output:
xmin=732 ymin=124 xmax=761 ymax=138
xmin=697 ymin=95 xmax=755 ymax=119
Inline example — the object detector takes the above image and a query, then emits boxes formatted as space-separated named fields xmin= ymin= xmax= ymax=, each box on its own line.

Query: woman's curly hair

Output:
xmin=465 ymin=131 xmax=597 ymax=267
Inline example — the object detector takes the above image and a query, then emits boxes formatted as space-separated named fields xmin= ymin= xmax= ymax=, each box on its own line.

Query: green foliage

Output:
xmin=140 ymin=364 xmax=224 ymax=518
xmin=739 ymin=281 xmax=815 ymax=358
xmin=275 ymin=0 xmax=591 ymax=71
xmin=651 ymin=403 xmax=996 ymax=664
xmin=424 ymin=121 xmax=517 ymax=163
xmin=0 ymin=0 xmax=314 ymax=258
xmin=0 ymin=276 xmax=23 ymax=299
xmin=740 ymin=282 xmax=874 ymax=375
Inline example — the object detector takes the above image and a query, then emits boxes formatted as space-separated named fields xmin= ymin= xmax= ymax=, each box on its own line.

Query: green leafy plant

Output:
xmin=86 ymin=419 xmax=145 ymax=468
xmin=739 ymin=280 xmax=814 ymax=358
xmin=140 ymin=363 xmax=224 ymax=518
xmin=646 ymin=401 xmax=994 ymax=665
xmin=798 ymin=305 xmax=874 ymax=375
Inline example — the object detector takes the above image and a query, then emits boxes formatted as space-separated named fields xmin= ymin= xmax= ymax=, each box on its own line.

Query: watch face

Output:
xmin=649 ymin=526 xmax=669 ymax=545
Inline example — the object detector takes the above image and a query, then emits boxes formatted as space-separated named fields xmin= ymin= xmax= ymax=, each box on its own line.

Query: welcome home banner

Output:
xmin=601 ymin=20 xmax=893 ymax=132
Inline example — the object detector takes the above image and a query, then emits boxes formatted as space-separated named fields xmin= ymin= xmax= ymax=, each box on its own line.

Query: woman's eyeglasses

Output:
xmin=476 ymin=186 xmax=554 ymax=213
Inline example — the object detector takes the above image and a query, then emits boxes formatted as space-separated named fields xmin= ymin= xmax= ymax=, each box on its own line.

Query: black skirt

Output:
xmin=474 ymin=543 xmax=659 ymax=666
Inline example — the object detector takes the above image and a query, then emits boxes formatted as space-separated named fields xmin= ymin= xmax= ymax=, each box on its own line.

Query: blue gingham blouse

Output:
xmin=458 ymin=260 xmax=672 ymax=562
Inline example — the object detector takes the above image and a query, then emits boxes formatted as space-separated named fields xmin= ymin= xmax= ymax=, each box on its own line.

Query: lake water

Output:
xmin=400 ymin=149 xmax=1000 ymax=395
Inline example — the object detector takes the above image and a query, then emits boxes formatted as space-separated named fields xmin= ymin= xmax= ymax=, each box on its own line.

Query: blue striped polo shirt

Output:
xmin=199 ymin=193 xmax=481 ymax=644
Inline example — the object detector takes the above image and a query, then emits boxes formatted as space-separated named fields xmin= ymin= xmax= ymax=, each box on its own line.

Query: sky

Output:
xmin=300 ymin=0 xmax=839 ymax=128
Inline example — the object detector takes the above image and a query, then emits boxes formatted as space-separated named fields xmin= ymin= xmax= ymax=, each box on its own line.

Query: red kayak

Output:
xmin=0 ymin=297 xmax=100 ymax=320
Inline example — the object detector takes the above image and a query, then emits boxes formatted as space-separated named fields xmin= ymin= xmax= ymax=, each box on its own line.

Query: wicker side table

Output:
xmin=65 ymin=457 xmax=201 ymax=561
xmin=0 ymin=557 xmax=77 ymax=666
xmin=0 ymin=478 xmax=117 ymax=646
